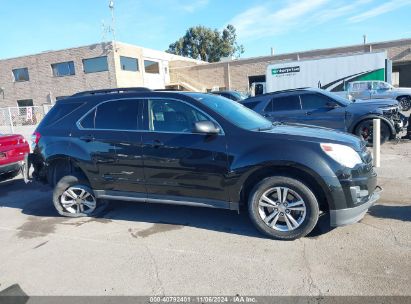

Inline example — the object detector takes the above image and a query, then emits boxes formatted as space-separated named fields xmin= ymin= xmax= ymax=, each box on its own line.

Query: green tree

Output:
xmin=167 ymin=25 xmax=244 ymax=62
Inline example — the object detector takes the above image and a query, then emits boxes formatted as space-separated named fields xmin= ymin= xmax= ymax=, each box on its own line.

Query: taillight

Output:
xmin=31 ymin=132 xmax=41 ymax=148
xmin=19 ymin=137 xmax=27 ymax=145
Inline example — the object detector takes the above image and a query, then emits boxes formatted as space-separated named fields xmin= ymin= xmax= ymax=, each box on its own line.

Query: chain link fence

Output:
xmin=0 ymin=105 xmax=53 ymax=140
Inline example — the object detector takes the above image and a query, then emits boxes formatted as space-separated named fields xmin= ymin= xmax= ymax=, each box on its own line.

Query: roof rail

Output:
xmin=154 ymin=88 xmax=184 ymax=91
xmin=71 ymin=87 xmax=151 ymax=97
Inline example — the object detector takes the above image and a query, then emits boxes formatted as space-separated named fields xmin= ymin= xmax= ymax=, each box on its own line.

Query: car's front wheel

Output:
xmin=248 ymin=176 xmax=319 ymax=240
xmin=53 ymin=175 xmax=107 ymax=217
xmin=398 ymin=97 xmax=411 ymax=112
xmin=354 ymin=119 xmax=390 ymax=146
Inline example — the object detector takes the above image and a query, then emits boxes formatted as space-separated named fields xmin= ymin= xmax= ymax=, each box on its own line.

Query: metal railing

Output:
xmin=0 ymin=105 xmax=53 ymax=140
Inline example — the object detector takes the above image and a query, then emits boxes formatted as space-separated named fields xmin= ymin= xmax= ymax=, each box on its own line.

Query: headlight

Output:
xmin=320 ymin=143 xmax=362 ymax=168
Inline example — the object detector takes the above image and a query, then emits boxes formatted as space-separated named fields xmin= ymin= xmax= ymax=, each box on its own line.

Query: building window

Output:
xmin=17 ymin=99 xmax=34 ymax=107
xmin=120 ymin=56 xmax=139 ymax=71
xmin=144 ymin=60 xmax=160 ymax=74
xmin=83 ymin=56 xmax=108 ymax=73
xmin=51 ymin=61 xmax=75 ymax=77
xmin=12 ymin=68 xmax=29 ymax=82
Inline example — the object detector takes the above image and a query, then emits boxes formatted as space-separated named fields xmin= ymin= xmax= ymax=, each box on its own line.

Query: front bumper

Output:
xmin=0 ymin=161 xmax=21 ymax=175
xmin=330 ymin=186 xmax=382 ymax=226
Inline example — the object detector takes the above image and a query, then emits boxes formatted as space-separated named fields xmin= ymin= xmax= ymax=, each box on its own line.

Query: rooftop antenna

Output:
xmin=101 ymin=19 xmax=109 ymax=42
xmin=108 ymin=0 xmax=117 ymax=51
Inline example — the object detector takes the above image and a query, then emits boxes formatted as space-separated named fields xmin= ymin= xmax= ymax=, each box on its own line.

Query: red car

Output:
xmin=0 ymin=133 xmax=30 ymax=181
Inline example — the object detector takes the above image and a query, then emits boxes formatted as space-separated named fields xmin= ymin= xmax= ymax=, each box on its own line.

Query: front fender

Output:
xmin=226 ymin=136 xmax=344 ymax=209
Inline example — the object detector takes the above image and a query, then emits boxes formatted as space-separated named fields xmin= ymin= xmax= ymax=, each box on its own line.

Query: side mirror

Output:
xmin=193 ymin=121 xmax=220 ymax=134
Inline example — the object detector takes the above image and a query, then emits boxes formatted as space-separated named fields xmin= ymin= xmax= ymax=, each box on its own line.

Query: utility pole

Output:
xmin=108 ymin=0 xmax=117 ymax=52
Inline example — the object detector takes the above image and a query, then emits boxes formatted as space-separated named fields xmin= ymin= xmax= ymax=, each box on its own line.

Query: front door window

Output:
xmin=148 ymin=99 xmax=211 ymax=133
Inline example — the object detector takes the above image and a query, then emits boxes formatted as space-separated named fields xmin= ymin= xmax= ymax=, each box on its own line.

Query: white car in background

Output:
xmin=347 ymin=81 xmax=411 ymax=111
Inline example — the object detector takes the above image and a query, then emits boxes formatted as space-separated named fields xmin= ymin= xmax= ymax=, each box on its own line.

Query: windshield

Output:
xmin=186 ymin=93 xmax=272 ymax=131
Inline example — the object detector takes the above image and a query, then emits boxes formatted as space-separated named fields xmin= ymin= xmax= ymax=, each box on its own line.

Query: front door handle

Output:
xmin=146 ymin=139 xmax=164 ymax=148
xmin=306 ymin=111 xmax=313 ymax=115
xmin=80 ymin=135 xmax=95 ymax=142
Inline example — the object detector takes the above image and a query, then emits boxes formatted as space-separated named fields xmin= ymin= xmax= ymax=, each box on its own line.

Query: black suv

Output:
xmin=29 ymin=88 xmax=380 ymax=240
xmin=242 ymin=88 xmax=406 ymax=145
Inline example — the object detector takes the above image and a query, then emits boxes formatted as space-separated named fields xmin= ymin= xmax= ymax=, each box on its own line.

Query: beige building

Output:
xmin=170 ymin=37 xmax=411 ymax=92
xmin=1 ymin=37 xmax=411 ymax=108
xmin=0 ymin=41 xmax=202 ymax=107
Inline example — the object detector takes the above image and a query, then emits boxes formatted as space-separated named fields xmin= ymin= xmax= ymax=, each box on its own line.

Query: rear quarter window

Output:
xmin=37 ymin=102 xmax=83 ymax=128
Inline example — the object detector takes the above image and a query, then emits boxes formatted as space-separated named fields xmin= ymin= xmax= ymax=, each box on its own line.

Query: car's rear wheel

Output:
xmin=248 ymin=176 xmax=319 ymax=240
xmin=398 ymin=97 xmax=411 ymax=111
xmin=53 ymin=175 xmax=107 ymax=217
xmin=354 ymin=119 xmax=390 ymax=146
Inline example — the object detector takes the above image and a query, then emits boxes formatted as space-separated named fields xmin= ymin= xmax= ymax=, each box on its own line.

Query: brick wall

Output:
xmin=0 ymin=42 xmax=116 ymax=107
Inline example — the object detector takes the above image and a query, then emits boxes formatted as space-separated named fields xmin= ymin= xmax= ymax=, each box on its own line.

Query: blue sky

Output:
xmin=1 ymin=0 xmax=411 ymax=60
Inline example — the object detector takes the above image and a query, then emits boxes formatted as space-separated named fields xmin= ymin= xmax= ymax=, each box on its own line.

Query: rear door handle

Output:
xmin=80 ymin=135 xmax=95 ymax=142
xmin=306 ymin=111 xmax=313 ymax=115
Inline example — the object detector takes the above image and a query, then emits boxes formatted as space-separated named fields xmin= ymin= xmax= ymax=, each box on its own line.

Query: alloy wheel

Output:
xmin=60 ymin=186 xmax=96 ymax=215
xmin=258 ymin=187 xmax=307 ymax=231
xmin=399 ymin=98 xmax=411 ymax=111
xmin=360 ymin=125 xmax=372 ymax=141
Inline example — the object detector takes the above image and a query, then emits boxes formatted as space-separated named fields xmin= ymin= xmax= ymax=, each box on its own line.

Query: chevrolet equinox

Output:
xmin=29 ymin=88 xmax=381 ymax=240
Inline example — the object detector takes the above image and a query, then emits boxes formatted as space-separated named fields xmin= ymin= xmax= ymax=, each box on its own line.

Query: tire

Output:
xmin=53 ymin=175 xmax=107 ymax=217
xmin=248 ymin=176 xmax=319 ymax=240
xmin=398 ymin=97 xmax=411 ymax=112
xmin=354 ymin=119 xmax=390 ymax=147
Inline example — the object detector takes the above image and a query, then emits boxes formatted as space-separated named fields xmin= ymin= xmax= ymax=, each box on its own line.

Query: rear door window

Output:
xmin=80 ymin=100 xmax=139 ymax=130
xmin=351 ymin=82 xmax=369 ymax=91
xmin=271 ymin=95 xmax=301 ymax=111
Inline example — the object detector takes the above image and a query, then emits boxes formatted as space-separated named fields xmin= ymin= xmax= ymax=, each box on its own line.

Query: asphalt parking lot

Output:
xmin=0 ymin=141 xmax=410 ymax=296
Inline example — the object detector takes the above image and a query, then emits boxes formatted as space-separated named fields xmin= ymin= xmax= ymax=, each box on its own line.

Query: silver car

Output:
xmin=347 ymin=81 xmax=411 ymax=111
